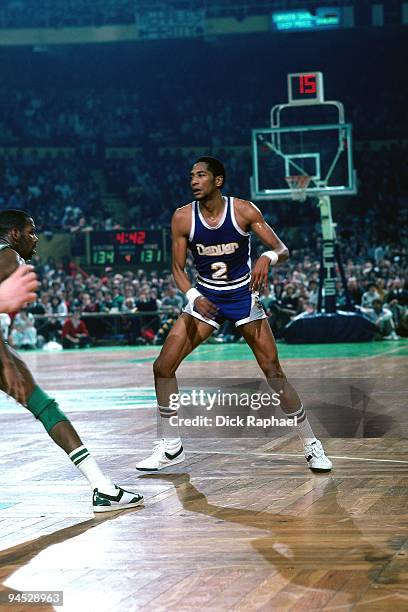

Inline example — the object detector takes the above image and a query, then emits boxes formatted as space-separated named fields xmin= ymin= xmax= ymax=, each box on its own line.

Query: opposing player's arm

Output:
xmin=171 ymin=206 xmax=218 ymax=319
xmin=0 ymin=248 xmax=20 ymax=284
xmin=0 ymin=265 xmax=38 ymax=313
xmin=0 ymin=250 xmax=29 ymax=405
xmin=236 ymin=200 xmax=289 ymax=292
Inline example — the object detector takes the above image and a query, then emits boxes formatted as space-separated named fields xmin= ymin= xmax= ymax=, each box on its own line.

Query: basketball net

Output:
xmin=285 ymin=175 xmax=311 ymax=202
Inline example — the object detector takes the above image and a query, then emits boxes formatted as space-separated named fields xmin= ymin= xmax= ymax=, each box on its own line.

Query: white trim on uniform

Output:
xmin=189 ymin=201 xmax=196 ymax=242
xmin=247 ymin=238 xmax=252 ymax=274
xmin=197 ymin=196 xmax=228 ymax=230
xmin=235 ymin=293 xmax=267 ymax=327
xmin=249 ymin=200 xmax=262 ymax=214
xmin=182 ymin=301 xmax=220 ymax=329
xmin=197 ymin=278 xmax=251 ymax=291
xmin=197 ymin=271 xmax=250 ymax=286
xmin=230 ymin=197 xmax=250 ymax=236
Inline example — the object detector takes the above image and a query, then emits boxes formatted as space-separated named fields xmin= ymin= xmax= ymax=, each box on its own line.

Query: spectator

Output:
xmin=62 ymin=310 xmax=91 ymax=349
xmin=361 ymin=283 xmax=381 ymax=308
xmin=160 ymin=285 xmax=183 ymax=312
xmin=9 ymin=310 xmax=37 ymax=349
xmin=0 ymin=313 xmax=11 ymax=339
xmin=280 ymin=284 xmax=300 ymax=315
xmin=307 ymin=280 xmax=319 ymax=308
xmin=359 ymin=299 xmax=399 ymax=340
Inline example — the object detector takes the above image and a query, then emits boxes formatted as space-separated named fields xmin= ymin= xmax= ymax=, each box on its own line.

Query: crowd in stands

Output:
xmin=0 ymin=29 xmax=405 ymax=346
xmin=0 ymin=27 xmax=406 ymax=234
xmin=1 ymin=143 xmax=406 ymax=236
xmin=2 ymin=226 xmax=405 ymax=350
xmin=0 ymin=84 xmax=406 ymax=150
xmin=0 ymin=151 xmax=113 ymax=233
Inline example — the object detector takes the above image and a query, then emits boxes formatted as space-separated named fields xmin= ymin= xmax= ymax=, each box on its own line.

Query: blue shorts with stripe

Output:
xmin=183 ymin=282 xmax=266 ymax=330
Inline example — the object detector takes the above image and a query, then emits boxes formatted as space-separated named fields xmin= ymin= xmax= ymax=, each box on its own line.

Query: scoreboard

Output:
xmin=89 ymin=230 xmax=166 ymax=266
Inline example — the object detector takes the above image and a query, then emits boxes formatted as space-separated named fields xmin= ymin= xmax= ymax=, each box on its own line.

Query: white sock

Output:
xmin=158 ymin=405 xmax=182 ymax=450
xmin=284 ymin=406 xmax=317 ymax=445
xmin=68 ymin=445 xmax=116 ymax=494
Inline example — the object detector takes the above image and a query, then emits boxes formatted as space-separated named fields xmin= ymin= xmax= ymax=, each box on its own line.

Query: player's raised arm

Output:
xmin=236 ymin=200 xmax=289 ymax=293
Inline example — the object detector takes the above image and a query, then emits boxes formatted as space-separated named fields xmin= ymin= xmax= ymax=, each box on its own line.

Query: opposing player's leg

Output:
xmin=1 ymin=347 xmax=143 ymax=511
xmin=239 ymin=319 xmax=332 ymax=472
xmin=136 ymin=313 xmax=215 ymax=471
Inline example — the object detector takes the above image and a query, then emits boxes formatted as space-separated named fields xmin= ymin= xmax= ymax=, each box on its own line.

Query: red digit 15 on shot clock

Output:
xmin=287 ymin=71 xmax=325 ymax=105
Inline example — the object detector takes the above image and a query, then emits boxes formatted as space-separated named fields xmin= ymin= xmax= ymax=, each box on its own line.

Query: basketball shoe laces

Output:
xmin=151 ymin=439 xmax=166 ymax=456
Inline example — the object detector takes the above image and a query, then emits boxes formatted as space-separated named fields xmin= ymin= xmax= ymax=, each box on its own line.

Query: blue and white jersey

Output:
xmin=188 ymin=196 xmax=251 ymax=291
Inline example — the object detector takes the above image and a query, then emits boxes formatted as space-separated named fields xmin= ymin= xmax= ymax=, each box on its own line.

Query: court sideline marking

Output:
xmin=112 ymin=449 xmax=408 ymax=465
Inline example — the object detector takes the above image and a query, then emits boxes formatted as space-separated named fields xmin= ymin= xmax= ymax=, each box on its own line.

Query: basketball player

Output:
xmin=0 ymin=265 xmax=39 ymax=313
xmin=137 ymin=157 xmax=332 ymax=472
xmin=0 ymin=210 xmax=143 ymax=512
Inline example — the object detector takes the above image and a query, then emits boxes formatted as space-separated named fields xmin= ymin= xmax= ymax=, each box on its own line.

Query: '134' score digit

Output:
xmin=93 ymin=250 xmax=114 ymax=265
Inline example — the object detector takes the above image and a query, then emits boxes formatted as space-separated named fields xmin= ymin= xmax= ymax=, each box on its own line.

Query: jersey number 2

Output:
xmin=211 ymin=262 xmax=228 ymax=280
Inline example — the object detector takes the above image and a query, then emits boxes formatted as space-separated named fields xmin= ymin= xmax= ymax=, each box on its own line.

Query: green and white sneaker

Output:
xmin=93 ymin=485 xmax=144 ymax=513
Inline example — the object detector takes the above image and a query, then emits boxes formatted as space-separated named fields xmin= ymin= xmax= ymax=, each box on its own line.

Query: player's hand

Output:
xmin=250 ymin=256 xmax=270 ymax=293
xmin=193 ymin=296 xmax=219 ymax=320
xmin=2 ymin=360 xmax=27 ymax=406
xmin=0 ymin=265 xmax=39 ymax=313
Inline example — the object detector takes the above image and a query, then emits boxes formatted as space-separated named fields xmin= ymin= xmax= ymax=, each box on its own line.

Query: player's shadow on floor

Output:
xmin=0 ymin=508 xmax=142 ymax=609
xmin=140 ymin=473 xmax=398 ymax=603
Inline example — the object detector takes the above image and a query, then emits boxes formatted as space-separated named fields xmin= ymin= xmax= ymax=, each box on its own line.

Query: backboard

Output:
xmin=250 ymin=71 xmax=357 ymax=201
xmin=250 ymin=122 xmax=356 ymax=200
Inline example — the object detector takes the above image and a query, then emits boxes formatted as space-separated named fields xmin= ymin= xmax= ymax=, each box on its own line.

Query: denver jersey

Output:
xmin=184 ymin=196 xmax=267 ymax=329
xmin=188 ymin=196 xmax=251 ymax=291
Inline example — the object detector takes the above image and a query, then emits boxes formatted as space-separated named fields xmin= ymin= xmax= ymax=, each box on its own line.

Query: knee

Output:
xmin=26 ymin=386 xmax=68 ymax=432
xmin=9 ymin=356 xmax=36 ymax=397
xmin=259 ymin=357 xmax=284 ymax=379
xmin=153 ymin=357 xmax=176 ymax=379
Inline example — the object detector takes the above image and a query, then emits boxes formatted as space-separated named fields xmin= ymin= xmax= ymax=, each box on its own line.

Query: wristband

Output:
xmin=262 ymin=250 xmax=279 ymax=265
xmin=186 ymin=288 xmax=202 ymax=304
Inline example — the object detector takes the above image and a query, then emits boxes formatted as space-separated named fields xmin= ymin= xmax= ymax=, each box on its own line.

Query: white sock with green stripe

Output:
xmin=68 ymin=445 xmax=116 ymax=495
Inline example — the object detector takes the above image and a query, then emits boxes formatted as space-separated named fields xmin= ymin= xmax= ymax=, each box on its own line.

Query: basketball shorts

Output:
xmin=183 ymin=282 xmax=267 ymax=330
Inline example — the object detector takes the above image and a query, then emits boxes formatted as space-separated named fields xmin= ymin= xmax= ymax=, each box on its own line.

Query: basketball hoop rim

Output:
xmin=285 ymin=175 xmax=311 ymax=201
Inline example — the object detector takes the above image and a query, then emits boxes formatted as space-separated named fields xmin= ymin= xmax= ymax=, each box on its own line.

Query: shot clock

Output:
xmin=89 ymin=230 xmax=165 ymax=266
xmin=287 ymin=72 xmax=324 ymax=105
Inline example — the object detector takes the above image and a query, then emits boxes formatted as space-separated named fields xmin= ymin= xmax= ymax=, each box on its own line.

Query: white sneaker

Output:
xmin=93 ymin=485 xmax=143 ymax=513
xmin=384 ymin=331 xmax=399 ymax=340
xmin=304 ymin=439 xmax=332 ymax=472
xmin=136 ymin=440 xmax=185 ymax=471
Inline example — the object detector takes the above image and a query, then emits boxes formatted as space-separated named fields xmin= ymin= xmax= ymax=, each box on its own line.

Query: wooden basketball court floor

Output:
xmin=0 ymin=341 xmax=407 ymax=611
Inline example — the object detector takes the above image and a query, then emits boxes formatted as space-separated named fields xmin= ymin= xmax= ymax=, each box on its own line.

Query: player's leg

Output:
xmin=239 ymin=319 xmax=332 ymax=471
xmin=136 ymin=313 xmax=215 ymax=471
xmin=1 ymin=347 xmax=143 ymax=511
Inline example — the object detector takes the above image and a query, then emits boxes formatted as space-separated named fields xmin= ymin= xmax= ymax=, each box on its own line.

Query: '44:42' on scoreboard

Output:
xmin=90 ymin=230 xmax=166 ymax=266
